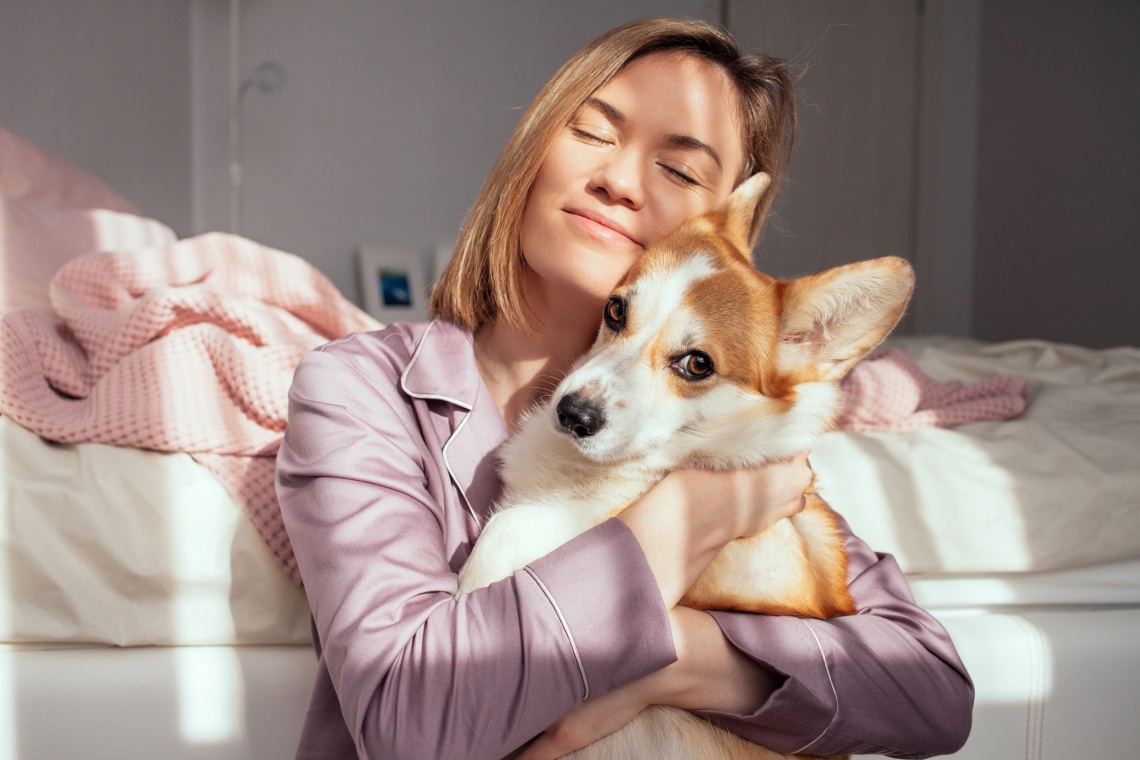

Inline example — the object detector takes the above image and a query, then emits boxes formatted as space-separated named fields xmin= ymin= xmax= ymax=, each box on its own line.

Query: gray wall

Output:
xmin=189 ymin=0 xmax=716 ymax=307
xmin=0 ymin=0 xmax=193 ymax=236
xmin=973 ymin=0 xmax=1139 ymax=348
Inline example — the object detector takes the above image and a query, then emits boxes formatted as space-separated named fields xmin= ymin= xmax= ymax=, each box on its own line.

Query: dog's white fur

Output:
xmin=456 ymin=172 xmax=914 ymax=759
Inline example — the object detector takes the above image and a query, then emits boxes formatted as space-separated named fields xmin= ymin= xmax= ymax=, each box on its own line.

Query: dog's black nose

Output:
xmin=556 ymin=393 xmax=605 ymax=438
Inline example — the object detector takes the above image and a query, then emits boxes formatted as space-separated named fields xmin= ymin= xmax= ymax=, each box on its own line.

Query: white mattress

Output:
xmin=812 ymin=335 xmax=1140 ymax=575
xmin=0 ymin=413 xmax=311 ymax=647
xmin=909 ymin=557 xmax=1140 ymax=609
xmin=2 ymin=334 xmax=1139 ymax=649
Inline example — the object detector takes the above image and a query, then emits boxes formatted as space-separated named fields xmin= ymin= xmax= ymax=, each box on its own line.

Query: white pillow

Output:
xmin=1 ymin=195 xmax=176 ymax=314
xmin=0 ymin=125 xmax=139 ymax=213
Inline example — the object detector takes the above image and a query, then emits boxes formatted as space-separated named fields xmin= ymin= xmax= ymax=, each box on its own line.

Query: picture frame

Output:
xmin=356 ymin=245 xmax=429 ymax=323
xmin=430 ymin=238 xmax=457 ymax=286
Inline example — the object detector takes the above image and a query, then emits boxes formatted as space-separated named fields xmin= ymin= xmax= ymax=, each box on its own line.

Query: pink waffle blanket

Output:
xmin=837 ymin=347 xmax=1027 ymax=433
xmin=0 ymin=233 xmax=379 ymax=584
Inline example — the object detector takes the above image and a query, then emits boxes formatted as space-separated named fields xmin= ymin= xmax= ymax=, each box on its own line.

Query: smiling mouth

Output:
xmin=567 ymin=209 xmax=642 ymax=248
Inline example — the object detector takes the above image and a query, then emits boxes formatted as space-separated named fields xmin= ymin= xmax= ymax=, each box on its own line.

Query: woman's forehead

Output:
xmin=588 ymin=51 xmax=745 ymax=177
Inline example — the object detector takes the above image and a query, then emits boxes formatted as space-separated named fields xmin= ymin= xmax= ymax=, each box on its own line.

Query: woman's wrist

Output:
xmin=618 ymin=471 xmax=738 ymax=607
xmin=650 ymin=606 xmax=780 ymax=715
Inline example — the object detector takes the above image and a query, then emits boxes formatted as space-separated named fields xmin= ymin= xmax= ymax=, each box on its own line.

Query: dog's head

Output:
xmin=550 ymin=172 xmax=915 ymax=468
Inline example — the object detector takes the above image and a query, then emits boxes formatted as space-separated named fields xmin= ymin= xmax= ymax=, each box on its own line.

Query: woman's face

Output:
xmin=519 ymin=50 xmax=747 ymax=314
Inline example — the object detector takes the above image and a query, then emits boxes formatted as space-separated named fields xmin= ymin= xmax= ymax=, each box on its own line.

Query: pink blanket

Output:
xmin=0 ymin=233 xmax=379 ymax=584
xmin=837 ymin=347 xmax=1027 ymax=433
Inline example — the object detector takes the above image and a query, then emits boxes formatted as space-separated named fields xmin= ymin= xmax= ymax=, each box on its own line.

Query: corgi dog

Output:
xmin=456 ymin=171 xmax=915 ymax=759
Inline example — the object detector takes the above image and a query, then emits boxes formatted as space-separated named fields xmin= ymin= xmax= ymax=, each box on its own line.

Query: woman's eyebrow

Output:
xmin=666 ymin=133 xmax=723 ymax=170
xmin=583 ymin=96 xmax=625 ymax=123
xmin=582 ymin=97 xmax=723 ymax=170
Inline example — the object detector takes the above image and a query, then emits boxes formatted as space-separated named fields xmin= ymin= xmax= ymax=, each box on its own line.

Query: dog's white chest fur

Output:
xmin=455 ymin=405 xmax=664 ymax=595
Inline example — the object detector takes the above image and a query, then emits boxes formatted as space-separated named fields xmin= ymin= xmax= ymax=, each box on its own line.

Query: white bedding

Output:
xmin=0 ymin=414 xmax=310 ymax=647
xmin=813 ymin=335 xmax=1140 ymax=575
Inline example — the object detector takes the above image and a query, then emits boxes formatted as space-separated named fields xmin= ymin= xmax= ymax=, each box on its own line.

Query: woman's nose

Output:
xmin=587 ymin=150 xmax=644 ymax=209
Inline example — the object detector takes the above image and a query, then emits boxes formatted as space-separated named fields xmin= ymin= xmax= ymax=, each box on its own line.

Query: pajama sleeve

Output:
xmin=697 ymin=516 xmax=974 ymax=758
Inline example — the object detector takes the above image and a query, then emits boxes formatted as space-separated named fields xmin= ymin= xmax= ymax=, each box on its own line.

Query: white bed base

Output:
xmin=6 ymin=585 xmax=1138 ymax=760
xmin=2 ymin=644 xmax=315 ymax=760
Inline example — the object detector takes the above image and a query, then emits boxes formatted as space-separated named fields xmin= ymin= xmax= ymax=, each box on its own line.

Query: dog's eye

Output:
xmin=603 ymin=295 xmax=626 ymax=332
xmin=674 ymin=351 xmax=715 ymax=380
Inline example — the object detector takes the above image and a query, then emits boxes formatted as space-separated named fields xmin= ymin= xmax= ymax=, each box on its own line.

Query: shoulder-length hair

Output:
xmin=429 ymin=17 xmax=797 ymax=332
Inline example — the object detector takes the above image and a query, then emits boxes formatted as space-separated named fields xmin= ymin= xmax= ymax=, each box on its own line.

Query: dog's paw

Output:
xmin=454 ymin=543 xmax=518 ymax=597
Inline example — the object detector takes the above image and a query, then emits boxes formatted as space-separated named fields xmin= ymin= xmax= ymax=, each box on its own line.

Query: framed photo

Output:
xmin=356 ymin=245 xmax=429 ymax=323
xmin=430 ymin=238 xmax=457 ymax=286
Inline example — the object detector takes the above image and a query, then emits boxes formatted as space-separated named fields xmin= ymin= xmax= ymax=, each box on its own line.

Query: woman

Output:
xmin=277 ymin=18 xmax=973 ymax=760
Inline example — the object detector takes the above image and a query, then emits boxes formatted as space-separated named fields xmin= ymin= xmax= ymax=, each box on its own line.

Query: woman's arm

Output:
xmin=516 ymin=457 xmax=814 ymax=760
xmin=277 ymin=339 xmax=679 ymax=760
xmin=515 ymin=605 xmax=778 ymax=760
xmin=618 ymin=456 xmax=816 ymax=609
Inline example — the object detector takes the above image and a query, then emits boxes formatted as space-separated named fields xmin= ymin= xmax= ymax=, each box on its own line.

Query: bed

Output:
xmin=2 ymin=125 xmax=1138 ymax=759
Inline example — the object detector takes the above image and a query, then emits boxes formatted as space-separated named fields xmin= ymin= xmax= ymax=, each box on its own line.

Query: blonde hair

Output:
xmin=429 ymin=17 xmax=797 ymax=332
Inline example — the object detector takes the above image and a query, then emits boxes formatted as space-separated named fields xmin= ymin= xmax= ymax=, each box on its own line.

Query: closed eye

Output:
xmin=572 ymin=127 xmax=612 ymax=146
xmin=662 ymin=163 xmax=699 ymax=186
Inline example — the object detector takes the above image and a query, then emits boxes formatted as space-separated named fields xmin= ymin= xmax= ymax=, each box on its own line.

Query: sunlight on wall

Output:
xmin=176 ymin=646 xmax=247 ymax=745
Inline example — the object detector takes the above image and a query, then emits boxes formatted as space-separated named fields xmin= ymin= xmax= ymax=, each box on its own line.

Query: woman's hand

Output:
xmin=619 ymin=451 xmax=814 ymax=608
xmin=515 ymin=607 xmax=782 ymax=759
xmin=514 ymin=673 xmax=655 ymax=760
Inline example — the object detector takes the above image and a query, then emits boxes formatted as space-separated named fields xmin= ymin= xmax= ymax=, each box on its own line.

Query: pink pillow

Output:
xmin=0 ymin=126 xmax=139 ymax=214
xmin=1 ymin=195 xmax=176 ymax=313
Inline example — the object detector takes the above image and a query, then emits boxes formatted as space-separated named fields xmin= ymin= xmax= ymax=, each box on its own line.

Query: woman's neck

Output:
xmin=474 ymin=314 xmax=597 ymax=431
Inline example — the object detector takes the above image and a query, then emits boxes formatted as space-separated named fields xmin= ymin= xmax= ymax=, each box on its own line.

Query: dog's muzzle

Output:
xmin=556 ymin=392 xmax=605 ymax=439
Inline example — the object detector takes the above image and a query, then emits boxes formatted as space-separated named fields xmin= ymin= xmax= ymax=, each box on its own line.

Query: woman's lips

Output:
xmin=566 ymin=208 xmax=642 ymax=248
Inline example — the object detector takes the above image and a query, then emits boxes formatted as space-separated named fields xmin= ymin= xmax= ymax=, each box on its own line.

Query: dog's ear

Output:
xmin=776 ymin=257 xmax=915 ymax=382
xmin=719 ymin=172 xmax=771 ymax=255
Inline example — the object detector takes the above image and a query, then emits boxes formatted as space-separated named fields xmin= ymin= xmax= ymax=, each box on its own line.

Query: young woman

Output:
xmin=276 ymin=18 xmax=973 ymax=760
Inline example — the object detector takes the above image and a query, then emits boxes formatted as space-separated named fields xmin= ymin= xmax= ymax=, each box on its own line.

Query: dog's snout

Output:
xmin=556 ymin=393 xmax=605 ymax=439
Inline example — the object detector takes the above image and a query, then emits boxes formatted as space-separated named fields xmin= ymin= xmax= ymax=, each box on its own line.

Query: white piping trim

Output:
xmin=399 ymin=320 xmax=479 ymax=525
xmin=524 ymin=567 xmax=590 ymax=702
xmin=442 ymin=411 xmax=480 ymax=527
xmin=399 ymin=320 xmax=472 ymax=410
xmin=790 ymin=619 xmax=840 ymax=755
